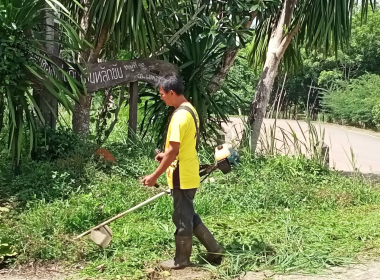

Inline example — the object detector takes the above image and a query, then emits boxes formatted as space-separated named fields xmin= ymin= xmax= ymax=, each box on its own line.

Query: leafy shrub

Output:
xmin=0 ymin=128 xmax=101 ymax=204
xmin=322 ymin=74 xmax=380 ymax=128
xmin=32 ymin=127 xmax=95 ymax=161
xmin=0 ymin=158 xmax=95 ymax=204
xmin=0 ymin=1 xmax=83 ymax=170
xmin=0 ymin=20 xmax=29 ymax=90
xmin=0 ymin=209 xmax=16 ymax=264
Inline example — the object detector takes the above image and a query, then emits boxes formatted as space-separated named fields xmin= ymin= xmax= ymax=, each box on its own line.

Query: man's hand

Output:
xmin=140 ymin=174 xmax=158 ymax=187
xmin=155 ymin=152 xmax=165 ymax=163
xmin=142 ymin=142 xmax=179 ymax=187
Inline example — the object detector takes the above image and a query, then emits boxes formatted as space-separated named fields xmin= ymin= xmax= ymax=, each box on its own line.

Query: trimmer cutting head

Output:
xmin=90 ymin=225 xmax=113 ymax=248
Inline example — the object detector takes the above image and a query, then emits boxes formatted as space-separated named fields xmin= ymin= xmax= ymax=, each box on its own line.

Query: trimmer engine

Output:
xmin=214 ymin=144 xmax=240 ymax=174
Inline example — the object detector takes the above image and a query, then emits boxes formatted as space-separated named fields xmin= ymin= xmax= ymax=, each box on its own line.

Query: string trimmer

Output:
xmin=74 ymin=143 xmax=239 ymax=248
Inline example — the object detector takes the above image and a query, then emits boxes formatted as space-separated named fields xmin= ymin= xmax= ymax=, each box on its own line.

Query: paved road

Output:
xmin=222 ymin=118 xmax=380 ymax=174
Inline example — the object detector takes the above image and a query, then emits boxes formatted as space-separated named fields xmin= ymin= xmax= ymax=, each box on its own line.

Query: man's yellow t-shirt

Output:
xmin=165 ymin=102 xmax=200 ymax=189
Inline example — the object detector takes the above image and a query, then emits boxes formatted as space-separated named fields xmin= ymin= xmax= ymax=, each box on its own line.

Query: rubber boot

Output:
xmin=160 ymin=235 xmax=192 ymax=270
xmin=193 ymin=223 xmax=224 ymax=263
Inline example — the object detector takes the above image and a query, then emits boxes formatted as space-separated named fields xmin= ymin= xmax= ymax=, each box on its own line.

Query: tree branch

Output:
xmin=277 ymin=23 xmax=301 ymax=58
xmin=283 ymin=0 xmax=297 ymax=27
xmin=206 ymin=11 xmax=258 ymax=95
xmin=245 ymin=11 xmax=258 ymax=28
xmin=273 ymin=0 xmax=297 ymax=43
xmin=89 ymin=24 xmax=108 ymax=63
xmin=102 ymin=87 xmax=125 ymax=144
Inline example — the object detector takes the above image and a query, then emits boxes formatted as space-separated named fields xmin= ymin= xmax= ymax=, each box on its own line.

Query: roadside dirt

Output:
xmin=2 ymin=261 xmax=380 ymax=280
xmin=240 ymin=261 xmax=380 ymax=280
xmin=145 ymin=266 xmax=214 ymax=280
xmin=0 ymin=262 xmax=78 ymax=280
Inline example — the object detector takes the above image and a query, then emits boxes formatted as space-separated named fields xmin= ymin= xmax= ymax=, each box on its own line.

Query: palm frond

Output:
xmin=249 ymin=0 xmax=378 ymax=72
xmin=140 ymin=1 xmax=247 ymax=145
xmin=0 ymin=0 xmax=85 ymax=169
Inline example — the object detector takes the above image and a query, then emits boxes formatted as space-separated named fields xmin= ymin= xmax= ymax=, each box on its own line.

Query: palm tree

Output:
xmin=0 ymin=0 xmax=85 ymax=170
xmin=63 ymin=0 xmax=162 ymax=136
xmin=247 ymin=0 xmax=377 ymax=152
xmin=139 ymin=0 xmax=250 ymax=144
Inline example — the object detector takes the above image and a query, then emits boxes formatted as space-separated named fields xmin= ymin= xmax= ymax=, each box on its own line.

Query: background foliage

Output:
xmin=322 ymin=74 xmax=380 ymax=128
xmin=234 ymin=9 xmax=380 ymax=128
xmin=0 ymin=0 xmax=85 ymax=170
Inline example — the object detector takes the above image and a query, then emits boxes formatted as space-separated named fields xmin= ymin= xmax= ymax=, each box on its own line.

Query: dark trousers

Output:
xmin=171 ymin=188 xmax=203 ymax=236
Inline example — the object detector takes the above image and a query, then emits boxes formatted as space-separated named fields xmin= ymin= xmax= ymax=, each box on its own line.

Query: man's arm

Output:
xmin=141 ymin=141 xmax=180 ymax=187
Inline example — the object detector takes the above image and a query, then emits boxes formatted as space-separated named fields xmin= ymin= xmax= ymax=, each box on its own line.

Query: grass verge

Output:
xmin=1 ymin=142 xmax=380 ymax=279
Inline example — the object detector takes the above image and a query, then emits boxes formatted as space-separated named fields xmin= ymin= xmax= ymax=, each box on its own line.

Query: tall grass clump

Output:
xmin=235 ymin=117 xmax=329 ymax=167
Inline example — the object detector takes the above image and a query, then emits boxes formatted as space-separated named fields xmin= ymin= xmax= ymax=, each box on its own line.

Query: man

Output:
xmin=141 ymin=74 xmax=223 ymax=270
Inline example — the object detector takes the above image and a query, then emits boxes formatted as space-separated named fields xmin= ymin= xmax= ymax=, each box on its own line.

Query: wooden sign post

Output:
xmin=128 ymin=81 xmax=139 ymax=137
xmin=34 ymin=56 xmax=178 ymax=92
xmin=35 ymin=57 xmax=178 ymax=136
xmin=86 ymin=59 xmax=178 ymax=92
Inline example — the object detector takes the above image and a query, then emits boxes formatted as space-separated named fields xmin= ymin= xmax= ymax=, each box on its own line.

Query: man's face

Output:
xmin=159 ymin=86 xmax=174 ymax=106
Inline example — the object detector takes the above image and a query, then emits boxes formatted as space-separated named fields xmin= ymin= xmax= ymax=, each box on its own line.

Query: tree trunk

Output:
xmin=0 ymin=94 xmax=4 ymax=133
xmin=247 ymin=0 xmax=298 ymax=153
xmin=248 ymin=54 xmax=281 ymax=151
xmin=207 ymin=50 xmax=240 ymax=95
xmin=72 ymin=94 xmax=92 ymax=136
xmin=72 ymin=1 xmax=90 ymax=135
xmin=206 ymin=12 xmax=257 ymax=95
xmin=37 ymin=7 xmax=59 ymax=129
xmin=72 ymin=1 xmax=108 ymax=137
xmin=50 ymin=20 xmax=60 ymax=127
xmin=102 ymin=87 xmax=126 ymax=144
xmin=286 ymin=100 xmax=290 ymax=119
xmin=128 ymin=82 xmax=139 ymax=138
xmin=269 ymin=82 xmax=282 ymax=118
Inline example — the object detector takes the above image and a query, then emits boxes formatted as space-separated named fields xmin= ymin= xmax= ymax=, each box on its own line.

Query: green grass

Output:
xmin=1 ymin=138 xmax=380 ymax=279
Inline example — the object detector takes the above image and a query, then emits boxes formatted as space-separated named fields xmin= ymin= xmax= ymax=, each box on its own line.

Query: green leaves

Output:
xmin=140 ymin=0 xmax=254 ymax=144
xmin=249 ymin=0 xmax=378 ymax=72
xmin=68 ymin=0 xmax=163 ymax=58
xmin=322 ymin=73 xmax=380 ymax=128
xmin=264 ymin=9 xmax=380 ymax=121
xmin=0 ymin=241 xmax=16 ymax=263
xmin=0 ymin=0 xmax=86 ymax=170
xmin=361 ymin=0 xmax=378 ymax=22
xmin=295 ymin=0 xmax=355 ymax=56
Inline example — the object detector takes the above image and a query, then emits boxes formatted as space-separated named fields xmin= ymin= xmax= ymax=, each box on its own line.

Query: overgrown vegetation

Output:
xmin=239 ymin=9 xmax=380 ymax=127
xmin=323 ymin=74 xmax=380 ymax=129
xmin=1 ymin=125 xmax=380 ymax=278
xmin=0 ymin=0 xmax=85 ymax=170
xmin=218 ymin=47 xmax=257 ymax=116
xmin=1 ymin=0 xmax=380 ymax=279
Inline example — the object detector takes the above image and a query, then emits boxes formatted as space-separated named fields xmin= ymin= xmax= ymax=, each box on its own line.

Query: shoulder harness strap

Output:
xmin=176 ymin=105 xmax=199 ymax=151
